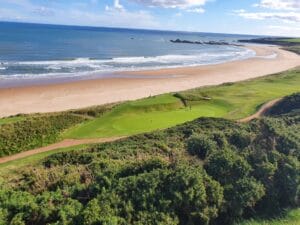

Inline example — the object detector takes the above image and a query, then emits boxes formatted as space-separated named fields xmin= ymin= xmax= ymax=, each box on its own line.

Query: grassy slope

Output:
xmin=0 ymin=104 xmax=116 ymax=157
xmin=280 ymin=38 xmax=300 ymax=43
xmin=0 ymin=115 xmax=25 ymax=125
xmin=63 ymin=70 xmax=300 ymax=139
xmin=236 ymin=209 xmax=300 ymax=225
xmin=63 ymin=95 xmax=230 ymax=138
xmin=239 ymin=37 xmax=300 ymax=55
xmin=280 ymin=38 xmax=300 ymax=55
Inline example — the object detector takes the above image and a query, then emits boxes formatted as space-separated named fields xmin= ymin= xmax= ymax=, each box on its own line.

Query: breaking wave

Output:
xmin=0 ymin=47 xmax=256 ymax=79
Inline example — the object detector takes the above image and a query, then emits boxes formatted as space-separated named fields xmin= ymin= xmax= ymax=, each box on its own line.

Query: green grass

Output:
xmin=280 ymin=38 xmax=300 ymax=43
xmin=63 ymin=70 xmax=300 ymax=139
xmin=0 ymin=115 xmax=25 ymax=125
xmin=63 ymin=95 xmax=231 ymax=138
xmin=284 ymin=46 xmax=300 ymax=55
xmin=236 ymin=209 xmax=300 ymax=225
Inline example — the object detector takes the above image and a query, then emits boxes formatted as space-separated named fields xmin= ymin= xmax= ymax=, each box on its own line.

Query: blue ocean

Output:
xmin=0 ymin=22 xmax=258 ymax=81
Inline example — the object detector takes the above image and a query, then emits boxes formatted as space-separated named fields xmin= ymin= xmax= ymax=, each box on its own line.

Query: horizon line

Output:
xmin=0 ymin=20 xmax=283 ymax=38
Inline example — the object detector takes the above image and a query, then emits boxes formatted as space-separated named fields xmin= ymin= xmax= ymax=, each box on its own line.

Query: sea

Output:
xmin=0 ymin=22 xmax=260 ymax=86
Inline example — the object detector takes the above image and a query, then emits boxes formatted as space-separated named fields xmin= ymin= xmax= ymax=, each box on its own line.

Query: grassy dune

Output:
xmin=0 ymin=115 xmax=25 ymax=125
xmin=281 ymin=38 xmax=300 ymax=54
xmin=280 ymin=38 xmax=300 ymax=43
xmin=63 ymin=69 xmax=300 ymax=139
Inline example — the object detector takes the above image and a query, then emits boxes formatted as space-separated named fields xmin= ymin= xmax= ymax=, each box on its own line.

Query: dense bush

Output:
xmin=0 ymin=103 xmax=116 ymax=157
xmin=0 ymin=162 xmax=223 ymax=225
xmin=266 ymin=92 xmax=300 ymax=116
xmin=187 ymin=134 xmax=217 ymax=159
xmin=205 ymin=149 xmax=265 ymax=222
xmin=0 ymin=114 xmax=86 ymax=156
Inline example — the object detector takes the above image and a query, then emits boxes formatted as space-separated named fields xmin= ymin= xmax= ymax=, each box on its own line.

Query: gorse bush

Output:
xmin=266 ymin=92 xmax=300 ymax=116
xmin=0 ymin=103 xmax=115 ymax=157
xmin=187 ymin=134 xmax=217 ymax=159
xmin=0 ymin=161 xmax=223 ymax=225
xmin=0 ymin=113 xmax=86 ymax=156
xmin=0 ymin=108 xmax=299 ymax=224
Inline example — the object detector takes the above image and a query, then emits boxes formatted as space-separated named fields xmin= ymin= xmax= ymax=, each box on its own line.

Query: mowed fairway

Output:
xmin=63 ymin=95 xmax=231 ymax=138
xmin=63 ymin=69 xmax=300 ymax=139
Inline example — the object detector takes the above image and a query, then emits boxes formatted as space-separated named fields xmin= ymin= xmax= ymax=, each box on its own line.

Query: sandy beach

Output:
xmin=0 ymin=45 xmax=299 ymax=118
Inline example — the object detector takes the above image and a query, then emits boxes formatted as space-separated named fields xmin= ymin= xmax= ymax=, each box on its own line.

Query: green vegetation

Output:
xmin=0 ymin=115 xmax=25 ymax=125
xmin=279 ymin=38 xmax=300 ymax=55
xmin=0 ymin=113 xmax=87 ymax=157
xmin=280 ymin=38 xmax=300 ymax=43
xmin=284 ymin=46 xmax=300 ymax=55
xmin=0 ymin=94 xmax=299 ymax=224
xmin=0 ymin=104 xmax=115 ymax=157
xmin=63 ymin=94 xmax=230 ymax=138
xmin=240 ymin=37 xmax=300 ymax=55
xmin=236 ymin=209 xmax=300 ymax=225
xmin=0 ymin=144 xmax=88 ymax=175
xmin=266 ymin=93 xmax=300 ymax=116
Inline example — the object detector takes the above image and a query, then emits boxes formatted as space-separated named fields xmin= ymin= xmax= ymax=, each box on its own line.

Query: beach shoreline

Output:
xmin=0 ymin=45 xmax=299 ymax=118
xmin=0 ymin=45 xmax=256 ymax=89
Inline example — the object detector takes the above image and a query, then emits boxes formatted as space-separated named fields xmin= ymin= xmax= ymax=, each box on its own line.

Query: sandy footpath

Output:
xmin=0 ymin=45 xmax=299 ymax=118
xmin=0 ymin=137 xmax=125 ymax=164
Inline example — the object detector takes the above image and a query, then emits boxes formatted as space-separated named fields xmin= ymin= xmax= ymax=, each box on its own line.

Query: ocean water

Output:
xmin=0 ymin=22 xmax=258 ymax=82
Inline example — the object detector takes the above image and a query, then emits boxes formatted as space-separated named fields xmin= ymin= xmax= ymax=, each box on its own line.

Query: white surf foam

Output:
xmin=13 ymin=50 xmax=254 ymax=67
xmin=0 ymin=46 xmax=256 ymax=80
xmin=255 ymin=52 xmax=277 ymax=59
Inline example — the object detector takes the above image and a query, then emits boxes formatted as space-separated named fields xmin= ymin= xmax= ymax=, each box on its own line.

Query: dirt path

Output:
xmin=238 ymin=98 xmax=281 ymax=123
xmin=0 ymin=137 xmax=125 ymax=164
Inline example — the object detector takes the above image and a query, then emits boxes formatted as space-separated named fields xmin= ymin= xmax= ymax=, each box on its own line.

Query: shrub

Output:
xmin=187 ymin=135 xmax=217 ymax=159
xmin=0 ymin=114 xmax=86 ymax=156
xmin=229 ymin=130 xmax=252 ymax=149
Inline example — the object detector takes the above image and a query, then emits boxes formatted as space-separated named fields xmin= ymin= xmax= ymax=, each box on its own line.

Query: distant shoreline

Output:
xmin=0 ymin=45 xmax=299 ymax=118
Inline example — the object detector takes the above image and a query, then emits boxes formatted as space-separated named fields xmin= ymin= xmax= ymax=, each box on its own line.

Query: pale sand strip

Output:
xmin=0 ymin=45 xmax=299 ymax=118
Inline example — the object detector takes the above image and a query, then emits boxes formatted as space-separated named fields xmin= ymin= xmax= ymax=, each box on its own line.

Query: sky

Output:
xmin=0 ymin=0 xmax=300 ymax=37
